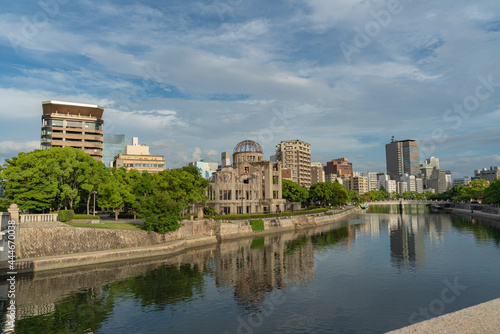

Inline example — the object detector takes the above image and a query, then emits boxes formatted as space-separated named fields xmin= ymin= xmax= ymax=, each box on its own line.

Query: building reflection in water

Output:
xmin=389 ymin=214 xmax=426 ymax=270
xmin=1 ymin=223 xmax=357 ymax=331
xmin=214 ymin=232 xmax=315 ymax=314
xmin=367 ymin=204 xmax=451 ymax=271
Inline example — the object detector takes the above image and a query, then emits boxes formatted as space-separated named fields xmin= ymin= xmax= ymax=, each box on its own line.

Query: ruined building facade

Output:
xmin=205 ymin=140 xmax=286 ymax=215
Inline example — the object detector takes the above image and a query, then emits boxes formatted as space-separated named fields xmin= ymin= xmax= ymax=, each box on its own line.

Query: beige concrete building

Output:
xmin=41 ymin=101 xmax=104 ymax=161
xmin=311 ymin=162 xmax=325 ymax=185
xmin=113 ymin=137 xmax=166 ymax=173
xmin=275 ymin=139 xmax=311 ymax=188
xmin=206 ymin=140 xmax=286 ymax=215
xmin=345 ymin=175 xmax=369 ymax=195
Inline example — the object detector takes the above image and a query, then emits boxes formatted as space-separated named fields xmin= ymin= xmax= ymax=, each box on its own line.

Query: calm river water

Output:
xmin=2 ymin=205 xmax=500 ymax=334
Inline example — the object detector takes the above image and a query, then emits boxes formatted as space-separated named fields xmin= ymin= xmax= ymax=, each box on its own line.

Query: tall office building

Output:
xmin=275 ymin=140 xmax=311 ymax=188
xmin=424 ymin=156 xmax=439 ymax=169
xmin=385 ymin=137 xmax=420 ymax=181
xmin=41 ymin=101 xmax=104 ymax=161
xmin=103 ymin=134 xmax=125 ymax=167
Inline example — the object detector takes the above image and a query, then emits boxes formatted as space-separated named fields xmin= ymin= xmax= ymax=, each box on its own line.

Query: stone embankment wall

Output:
xmin=216 ymin=207 xmax=361 ymax=240
xmin=14 ymin=208 xmax=358 ymax=259
xmin=18 ymin=220 xmax=216 ymax=259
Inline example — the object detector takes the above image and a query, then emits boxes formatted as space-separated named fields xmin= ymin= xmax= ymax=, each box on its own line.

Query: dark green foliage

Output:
xmin=309 ymin=181 xmax=349 ymax=206
xmin=145 ymin=215 xmax=182 ymax=234
xmin=203 ymin=206 xmax=215 ymax=217
xmin=0 ymin=198 xmax=10 ymax=212
xmin=365 ymin=189 xmax=390 ymax=201
xmin=282 ymin=179 xmax=309 ymax=203
xmin=213 ymin=207 xmax=328 ymax=220
xmin=57 ymin=210 xmax=75 ymax=222
xmin=348 ymin=190 xmax=367 ymax=205
xmin=250 ymin=219 xmax=264 ymax=231
xmin=72 ymin=214 xmax=100 ymax=220
xmin=483 ymin=178 xmax=500 ymax=204
xmin=0 ymin=147 xmax=107 ymax=213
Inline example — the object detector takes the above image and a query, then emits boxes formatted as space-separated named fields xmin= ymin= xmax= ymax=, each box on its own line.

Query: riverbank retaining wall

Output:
xmin=17 ymin=220 xmax=216 ymax=259
xmin=216 ymin=207 xmax=361 ymax=240
xmin=12 ymin=207 xmax=359 ymax=259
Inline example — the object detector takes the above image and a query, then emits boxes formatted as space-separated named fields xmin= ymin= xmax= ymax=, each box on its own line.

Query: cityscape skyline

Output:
xmin=0 ymin=1 xmax=499 ymax=178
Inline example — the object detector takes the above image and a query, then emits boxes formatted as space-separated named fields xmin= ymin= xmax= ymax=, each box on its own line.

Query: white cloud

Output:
xmin=0 ymin=140 xmax=40 ymax=154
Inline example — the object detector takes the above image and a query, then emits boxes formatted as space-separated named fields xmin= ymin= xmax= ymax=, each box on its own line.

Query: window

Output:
xmin=245 ymin=167 xmax=249 ymax=174
xmin=85 ymin=123 xmax=101 ymax=130
xmin=44 ymin=119 xmax=63 ymax=127
xmin=67 ymin=121 xmax=83 ymax=128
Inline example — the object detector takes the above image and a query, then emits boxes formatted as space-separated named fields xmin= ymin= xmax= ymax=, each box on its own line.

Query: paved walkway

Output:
xmin=387 ymin=297 xmax=500 ymax=333
xmin=450 ymin=208 xmax=500 ymax=223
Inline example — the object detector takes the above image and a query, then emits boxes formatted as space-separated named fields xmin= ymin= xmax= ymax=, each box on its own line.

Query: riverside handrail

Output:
xmin=19 ymin=213 xmax=59 ymax=223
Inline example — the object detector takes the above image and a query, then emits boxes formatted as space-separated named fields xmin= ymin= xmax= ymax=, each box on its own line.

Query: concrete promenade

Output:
xmin=387 ymin=297 xmax=500 ymax=334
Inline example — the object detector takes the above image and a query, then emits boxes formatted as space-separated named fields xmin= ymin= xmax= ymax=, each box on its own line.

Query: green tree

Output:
xmin=98 ymin=168 xmax=135 ymax=220
xmin=467 ymin=179 xmax=490 ymax=202
xmin=137 ymin=191 xmax=184 ymax=233
xmin=81 ymin=160 xmax=109 ymax=215
xmin=483 ymin=178 xmax=500 ymax=204
xmin=1 ymin=150 xmax=60 ymax=212
xmin=309 ymin=181 xmax=348 ymax=207
xmin=133 ymin=167 xmax=209 ymax=231
xmin=447 ymin=184 xmax=468 ymax=202
xmin=282 ymin=179 xmax=309 ymax=203
xmin=0 ymin=198 xmax=10 ymax=212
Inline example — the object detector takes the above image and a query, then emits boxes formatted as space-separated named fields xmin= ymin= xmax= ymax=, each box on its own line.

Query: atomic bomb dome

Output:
xmin=233 ymin=140 xmax=264 ymax=165
xmin=233 ymin=140 xmax=263 ymax=154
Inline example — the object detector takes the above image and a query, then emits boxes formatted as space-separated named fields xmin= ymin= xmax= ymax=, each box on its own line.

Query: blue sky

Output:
xmin=0 ymin=0 xmax=499 ymax=178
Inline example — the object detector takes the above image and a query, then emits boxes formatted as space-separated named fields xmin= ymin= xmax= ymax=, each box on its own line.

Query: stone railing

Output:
xmin=20 ymin=213 xmax=59 ymax=224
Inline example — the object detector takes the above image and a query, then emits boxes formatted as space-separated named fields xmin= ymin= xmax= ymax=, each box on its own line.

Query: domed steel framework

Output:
xmin=233 ymin=140 xmax=263 ymax=154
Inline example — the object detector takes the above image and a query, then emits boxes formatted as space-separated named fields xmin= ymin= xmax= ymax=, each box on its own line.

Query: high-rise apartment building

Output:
xmin=41 ymin=101 xmax=104 ymax=161
xmin=275 ymin=140 xmax=311 ymax=187
xmin=324 ymin=158 xmax=353 ymax=178
xmin=345 ymin=175 xmax=368 ymax=195
xmin=310 ymin=162 xmax=325 ymax=185
xmin=362 ymin=171 xmax=378 ymax=191
xmin=385 ymin=137 xmax=420 ymax=181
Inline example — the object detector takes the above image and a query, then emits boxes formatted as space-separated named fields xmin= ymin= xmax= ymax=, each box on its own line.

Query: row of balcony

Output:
xmin=50 ymin=139 xmax=103 ymax=149
xmin=42 ymin=125 xmax=103 ymax=135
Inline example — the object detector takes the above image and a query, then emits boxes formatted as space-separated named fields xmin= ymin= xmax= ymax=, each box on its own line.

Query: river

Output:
xmin=2 ymin=204 xmax=500 ymax=333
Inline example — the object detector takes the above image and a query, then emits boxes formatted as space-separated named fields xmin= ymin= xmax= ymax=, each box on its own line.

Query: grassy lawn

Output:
xmin=64 ymin=222 xmax=146 ymax=231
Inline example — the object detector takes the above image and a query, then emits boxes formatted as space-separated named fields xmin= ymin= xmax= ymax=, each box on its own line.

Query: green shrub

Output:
xmin=73 ymin=214 xmax=100 ymax=220
xmin=250 ymin=219 xmax=264 ymax=232
xmin=57 ymin=210 xmax=74 ymax=222
xmin=213 ymin=207 xmax=329 ymax=221
xmin=145 ymin=215 xmax=182 ymax=234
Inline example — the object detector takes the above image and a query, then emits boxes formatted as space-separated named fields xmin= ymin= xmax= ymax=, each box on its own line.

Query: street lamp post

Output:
xmin=91 ymin=190 xmax=97 ymax=216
